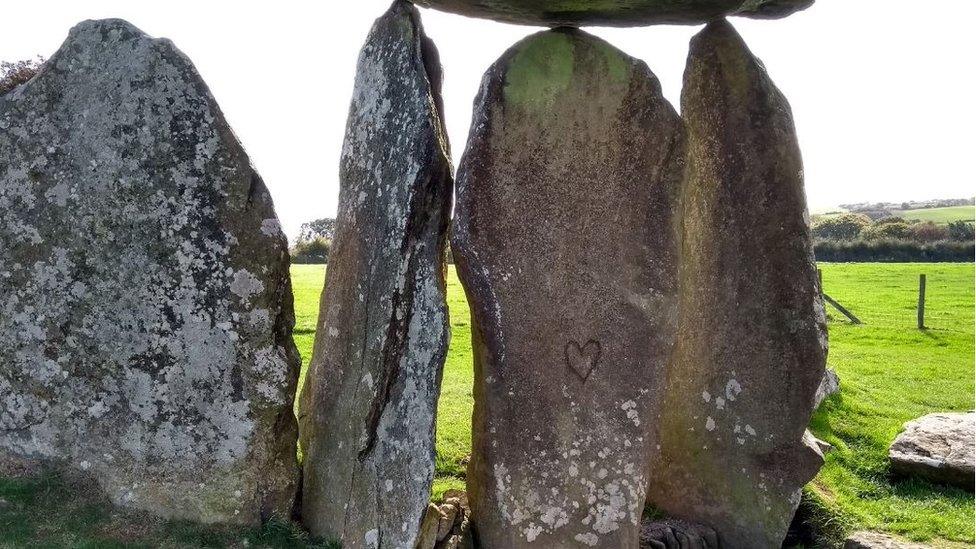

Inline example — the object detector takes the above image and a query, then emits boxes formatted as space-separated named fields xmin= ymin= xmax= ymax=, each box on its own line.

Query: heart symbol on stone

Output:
xmin=565 ymin=340 xmax=601 ymax=381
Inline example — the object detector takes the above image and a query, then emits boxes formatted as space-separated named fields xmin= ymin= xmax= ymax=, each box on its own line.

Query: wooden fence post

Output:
xmin=917 ymin=274 xmax=926 ymax=329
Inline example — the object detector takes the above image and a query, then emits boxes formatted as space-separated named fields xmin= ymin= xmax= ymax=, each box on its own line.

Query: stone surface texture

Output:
xmin=645 ymin=20 xmax=827 ymax=548
xmin=639 ymin=518 xmax=719 ymax=548
xmin=416 ymin=490 xmax=473 ymax=549
xmin=296 ymin=1 xmax=453 ymax=547
xmin=814 ymin=366 xmax=840 ymax=409
xmin=452 ymin=28 xmax=684 ymax=548
xmin=888 ymin=412 xmax=975 ymax=489
xmin=844 ymin=531 xmax=933 ymax=549
xmin=0 ymin=19 xmax=299 ymax=525
xmin=412 ymin=0 xmax=813 ymax=27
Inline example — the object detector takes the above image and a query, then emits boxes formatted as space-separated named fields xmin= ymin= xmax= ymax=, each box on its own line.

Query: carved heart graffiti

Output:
xmin=565 ymin=339 xmax=601 ymax=381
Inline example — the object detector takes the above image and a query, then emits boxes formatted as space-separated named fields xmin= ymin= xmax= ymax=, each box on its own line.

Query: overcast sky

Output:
xmin=3 ymin=1 xmax=974 ymax=240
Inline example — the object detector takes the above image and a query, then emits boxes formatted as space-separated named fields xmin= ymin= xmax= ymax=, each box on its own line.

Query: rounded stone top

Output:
xmin=411 ymin=0 xmax=813 ymax=27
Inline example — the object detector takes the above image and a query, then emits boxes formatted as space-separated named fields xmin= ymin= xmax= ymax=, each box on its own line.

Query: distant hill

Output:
xmin=831 ymin=197 xmax=975 ymax=223
xmin=894 ymin=205 xmax=975 ymax=224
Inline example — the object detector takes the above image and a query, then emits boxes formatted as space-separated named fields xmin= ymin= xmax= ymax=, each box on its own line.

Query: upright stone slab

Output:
xmin=0 ymin=19 xmax=299 ymax=525
xmin=297 ymin=2 xmax=452 ymax=547
xmin=453 ymin=29 xmax=684 ymax=548
xmin=646 ymin=20 xmax=827 ymax=548
xmin=413 ymin=0 xmax=813 ymax=27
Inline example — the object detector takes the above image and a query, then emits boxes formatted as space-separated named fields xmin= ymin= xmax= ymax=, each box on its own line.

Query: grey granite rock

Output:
xmin=646 ymin=20 xmax=827 ymax=548
xmin=296 ymin=2 xmax=453 ymax=547
xmin=0 ymin=19 xmax=299 ymax=525
xmin=412 ymin=0 xmax=813 ymax=27
xmin=814 ymin=367 xmax=840 ymax=409
xmin=844 ymin=531 xmax=933 ymax=549
xmin=889 ymin=412 xmax=975 ymax=489
xmin=639 ymin=518 xmax=719 ymax=548
xmin=452 ymin=28 xmax=684 ymax=548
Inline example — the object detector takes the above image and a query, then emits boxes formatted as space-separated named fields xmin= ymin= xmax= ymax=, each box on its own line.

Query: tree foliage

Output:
xmin=299 ymin=218 xmax=336 ymax=242
xmin=811 ymin=213 xmax=872 ymax=240
xmin=0 ymin=57 xmax=44 ymax=95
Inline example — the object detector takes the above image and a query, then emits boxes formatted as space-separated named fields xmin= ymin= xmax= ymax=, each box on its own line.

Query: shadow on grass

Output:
xmin=0 ymin=471 xmax=338 ymax=548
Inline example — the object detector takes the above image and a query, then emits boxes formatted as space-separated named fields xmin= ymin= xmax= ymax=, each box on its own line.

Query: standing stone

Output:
xmin=413 ymin=0 xmax=813 ymax=27
xmin=0 ymin=19 xmax=299 ymax=525
xmin=646 ymin=20 xmax=827 ymax=548
xmin=297 ymin=2 xmax=452 ymax=547
xmin=452 ymin=29 xmax=684 ymax=548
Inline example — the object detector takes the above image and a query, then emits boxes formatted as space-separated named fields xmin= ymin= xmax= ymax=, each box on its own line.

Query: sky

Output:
xmin=2 ymin=1 xmax=974 ymax=241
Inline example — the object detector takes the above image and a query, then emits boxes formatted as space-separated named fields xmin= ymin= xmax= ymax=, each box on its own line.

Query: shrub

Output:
xmin=812 ymin=213 xmax=871 ymax=240
xmin=298 ymin=217 xmax=336 ymax=242
xmin=291 ymin=237 xmax=331 ymax=264
xmin=814 ymin=238 xmax=973 ymax=262
xmin=0 ymin=57 xmax=44 ymax=95
xmin=861 ymin=222 xmax=911 ymax=241
xmin=947 ymin=220 xmax=975 ymax=241
xmin=875 ymin=216 xmax=908 ymax=225
xmin=908 ymin=221 xmax=949 ymax=242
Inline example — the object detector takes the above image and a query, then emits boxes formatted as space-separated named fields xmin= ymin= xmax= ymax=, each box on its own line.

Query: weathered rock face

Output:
xmin=639 ymin=518 xmax=719 ymax=549
xmin=416 ymin=490 xmax=473 ymax=549
xmin=814 ymin=366 xmax=840 ymax=409
xmin=645 ymin=20 xmax=827 ymax=548
xmin=888 ymin=412 xmax=975 ymax=489
xmin=844 ymin=531 xmax=933 ymax=549
xmin=412 ymin=0 xmax=812 ymax=27
xmin=452 ymin=28 xmax=684 ymax=548
xmin=0 ymin=19 xmax=299 ymax=525
xmin=296 ymin=1 xmax=453 ymax=547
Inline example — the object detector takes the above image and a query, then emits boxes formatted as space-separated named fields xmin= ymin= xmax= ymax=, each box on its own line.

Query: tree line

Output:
xmin=812 ymin=213 xmax=974 ymax=262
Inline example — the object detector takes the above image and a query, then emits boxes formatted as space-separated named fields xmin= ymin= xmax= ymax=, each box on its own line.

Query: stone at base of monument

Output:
xmin=0 ymin=18 xmax=299 ymax=526
xmin=416 ymin=490 xmax=473 ymax=549
xmin=888 ymin=412 xmax=975 ymax=489
xmin=639 ymin=518 xmax=719 ymax=549
xmin=844 ymin=531 xmax=933 ymax=549
xmin=814 ymin=367 xmax=841 ymax=409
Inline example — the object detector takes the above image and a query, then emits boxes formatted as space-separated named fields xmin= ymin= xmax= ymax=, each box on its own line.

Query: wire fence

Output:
xmin=820 ymin=268 xmax=974 ymax=335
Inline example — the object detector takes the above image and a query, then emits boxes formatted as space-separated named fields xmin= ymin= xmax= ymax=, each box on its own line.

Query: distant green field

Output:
xmin=892 ymin=206 xmax=975 ymax=223
xmin=1 ymin=263 xmax=972 ymax=547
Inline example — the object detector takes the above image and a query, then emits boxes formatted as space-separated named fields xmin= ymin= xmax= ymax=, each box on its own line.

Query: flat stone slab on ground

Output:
xmin=413 ymin=0 xmax=813 ymax=27
xmin=888 ymin=412 xmax=975 ymax=489
xmin=844 ymin=531 xmax=933 ymax=549
xmin=0 ymin=19 xmax=299 ymax=525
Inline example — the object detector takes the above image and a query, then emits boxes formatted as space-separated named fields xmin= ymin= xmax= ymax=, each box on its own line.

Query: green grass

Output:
xmin=2 ymin=263 xmax=972 ymax=546
xmin=893 ymin=205 xmax=975 ymax=224
xmin=811 ymin=263 xmax=974 ymax=546
xmin=0 ymin=473 xmax=336 ymax=548
xmin=290 ymin=266 xmax=473 ymax=493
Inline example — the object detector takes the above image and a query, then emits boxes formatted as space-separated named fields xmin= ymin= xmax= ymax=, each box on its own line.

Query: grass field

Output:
xmin=809 ymin=263 xmax=974 ymax=546
xmin=1 ymin=262 xmax=972 ymax=547
xmin=892 ymin=206 xmax=975 ymax=224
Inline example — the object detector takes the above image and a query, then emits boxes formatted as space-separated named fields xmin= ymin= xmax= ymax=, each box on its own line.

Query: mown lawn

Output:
xmin=1 ymin=262 xmax=972 ymax=547
xmin=893 ymin=205 xmax=975 ymax=224
xmin=809 ymin=263 xmax=974 ymax=546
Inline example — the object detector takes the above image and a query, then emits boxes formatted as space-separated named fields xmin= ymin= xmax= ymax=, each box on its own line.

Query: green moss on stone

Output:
xmin=503 ymin=32 xmax=575 ymax=108
xmin=592 ymin=39 xmax=631 ymax=84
